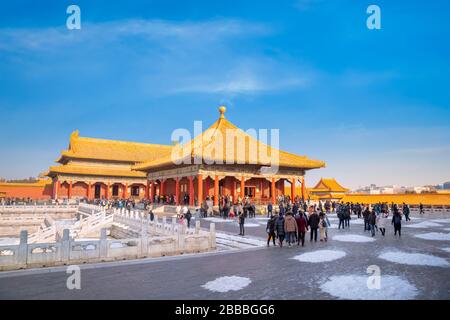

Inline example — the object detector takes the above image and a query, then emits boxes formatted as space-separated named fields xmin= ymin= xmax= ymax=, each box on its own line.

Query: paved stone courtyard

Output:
xmin=0 ymin=211 xmax=449 ymax=299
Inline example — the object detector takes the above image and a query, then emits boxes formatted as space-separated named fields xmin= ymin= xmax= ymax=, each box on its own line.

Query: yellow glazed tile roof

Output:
xmin=0 ymin=179 xmax=52 ymax=188
xmin=134 ymin=107 xmax=326 ymax=171
xmin=341 ymin=194 xmax=450 ymax=206
xmin=48 ymin=164 xmax=147 ymax=178
xmin=310 ymin=178 xmax=349 ymax=193
xmin=57 ymin=130 xmax=173 ymax=163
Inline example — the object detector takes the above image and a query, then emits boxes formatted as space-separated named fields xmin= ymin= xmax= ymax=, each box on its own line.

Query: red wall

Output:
xmin=0 ymin=183 xmax=53 ymax=200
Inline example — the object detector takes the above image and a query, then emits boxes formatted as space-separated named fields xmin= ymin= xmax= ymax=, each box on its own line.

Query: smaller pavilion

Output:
xmin=308 ymin=178 xmax=349 ymax=202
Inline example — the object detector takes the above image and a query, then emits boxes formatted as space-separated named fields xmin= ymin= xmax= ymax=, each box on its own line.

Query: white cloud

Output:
xmin=0 ymin=19 xmax=314 ymax=96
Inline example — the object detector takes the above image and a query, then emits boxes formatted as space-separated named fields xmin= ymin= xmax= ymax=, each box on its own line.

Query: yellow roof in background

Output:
xmin=48 ymin=164 xmax=146 ymax=178
xmin=0 ymin=179 xmax=52 ymax=188
xmin=310 ymin=178 xmax=349 ymax=193
xmin=135 ymin=107 xmax=326 ymax=171
xmin=341 ymin=193 xmax=450 ymax=206
xmin=58 ymin=130 xmax=173 ymax=163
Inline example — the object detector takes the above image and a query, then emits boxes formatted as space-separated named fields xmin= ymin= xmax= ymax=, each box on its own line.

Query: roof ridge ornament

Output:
xmin=218 ymin=106 xmax=226 ymax=119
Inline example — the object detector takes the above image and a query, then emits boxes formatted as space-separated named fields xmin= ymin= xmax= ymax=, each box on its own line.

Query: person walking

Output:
xmin=369 ymin=210 xmax=377 ymax=237
xmin=337 ymin=206 xmax=345 ymax=229
xmin=392 ymin=209 xmax=402 ymax=237
xmin=284 ymin=212 xmax=298 ymax=247
xmin=275 ymin=214 xmax=285 ymax=247
xmin=308 ymin=209 xmax=320 ymax=242
xmin=344 ymin=204 xmax=351 ymax=228
xmin=403 ymin=203 xmax=411 ymax=222
xmin=295 ymin=212 xmax=308 ymax=246
xmin=185 ymin=208 xmax=192 ymax=228
xmin=267 ymin=202 xmax=273 ymax=218
xmin=266 ymin=215 xmax=276 ymax=246
xmin=377 ymin=210 xmax=389 ymax=236
xmin=319 ymin=213 xmax=329 ymax=242
xmin=363 ymin=206 xmax=370 ymax=232
xmin=238 ymin=209 xmax=246 ymax=236
xmin=419 ymin=203 xmax=424 ymax=215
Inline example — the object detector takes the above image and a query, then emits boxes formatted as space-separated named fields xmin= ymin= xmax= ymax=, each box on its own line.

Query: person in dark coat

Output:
xmin=275 ymin=214 xmax=285 ymax=247
xmin=295 ymin=213 xmax=308 ymax=246
xmin=267 ymin=203 xmax=273 ymax=218
xmin=402 ymin=203 xmax=411 ymax=221
xmin=185 ymin=209 xmax=192 ymax=228
xmin=308 ymin=210 xmax=320 ymax=242
xmin=369 ymin=210 xmax=377 ymax=237
xmin=266 ymin=215 xmax=276 ymax=246
xmin=238 ymin=210 xmax=246 ymax=236
xmin=337 ymin=206 xmax=345 ymax=229
xmin=363 ymin=206 xmax=371 ymax=231
xmin=392 ymin=209 xmax=402 ymax=237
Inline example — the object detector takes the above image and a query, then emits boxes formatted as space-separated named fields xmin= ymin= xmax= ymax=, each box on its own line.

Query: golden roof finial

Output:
xmin=218 ymin=106 xmax=227 ymax=118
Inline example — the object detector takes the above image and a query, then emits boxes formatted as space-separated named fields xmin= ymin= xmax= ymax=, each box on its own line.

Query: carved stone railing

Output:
xmin=0 ymin=222 xmax=216 ymax=271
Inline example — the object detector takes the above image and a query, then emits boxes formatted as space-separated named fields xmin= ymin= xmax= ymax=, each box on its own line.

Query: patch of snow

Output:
xmin=414 ymin=232 xmax=450 ymax=241
xmin=202 ymin=276 xmax=251 ymax=293
xmin=332 ymin=235 xmax=376 ymax=243
xmin=203 ymin=218 xmax=235 ymax=223
xmin=379 ymin=251 xmax=449 ymax=267
xmin=440 ymin=247 xmax=450 ymax=253
xmin=292 ymin=250 xmax=346 ymax=263
xmin=0 ymin=237 xmax=19 ymax=246
xmin=431 ymin=218 xmax=450 ymax=224
xmin=216 ymin=233 xmax=266 ymax=247
xmin=110 ymin=242 xmax=126 ymax=248
xmin=443 ymin=228 xmax=450 ymax=232
xmin=404 ymin=221 xmax=443 ymax=229
xmin=320 ymin=275 xmax=418 ymax=300
xmin=242 ymin=223 xmax=260 ymax=227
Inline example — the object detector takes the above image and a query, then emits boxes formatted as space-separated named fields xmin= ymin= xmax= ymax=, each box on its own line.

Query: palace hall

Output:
xmin=1 ymin=107 xmax=327 ymax=204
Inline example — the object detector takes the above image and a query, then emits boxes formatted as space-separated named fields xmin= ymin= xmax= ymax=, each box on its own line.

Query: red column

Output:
xmin=214 ymin=175 xmax=219 ymax=206
xmin=68 ymin=181 xmax=73 ymax=199
xmin=175 ymin=177 xmax=180 ymax=205
xmin=160 ymin=180 xmax=165 ymax=201
xmin=240 ymin=176 xmax=245 ymax=199
xmin=301 ymin=177 xmax=306 ymax=200
xmin=87 ymin=182 xmax=91 ymax=199
xmin=271 ymin=178 xmax=276 ymax=204
xmin=231 ymin=179 xmax=236 ymax=200
xmin=145 ymin=180 xmax=150 ymax=200
xmin=52 ymin=179 xmax=59 ymax=199
xmin=291 ymin=178 xmax=295 ymax=201
xmin=150 ymin=181 xmax=155 ymax=203
xmin=106 ymin=183 xmax=110 ymax=199
xmin=189 ymin=176 xmax=194 ymax=206
xmin=122 ymin=184 xmax=127 ymax=198
xmin=197 ymin=174 xmax=203 ymax=205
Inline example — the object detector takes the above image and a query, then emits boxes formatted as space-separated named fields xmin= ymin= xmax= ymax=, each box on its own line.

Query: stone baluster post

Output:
xmin=99 ymin=228 xmax=108 ymax=259
xmin=177 ymin=223 xmax=186 ymax=253
xmin=209 ymin=223 xmax=216 ymax=249
xmin=18 ymin=230 xmax=28 ymax=267
xmin=61 ymin=229 xmax=70 ymax=263
xmin=172 ymin=217 xmax=177 ymax=234
xmin=195 ymin=221 xmax=201 ymax=234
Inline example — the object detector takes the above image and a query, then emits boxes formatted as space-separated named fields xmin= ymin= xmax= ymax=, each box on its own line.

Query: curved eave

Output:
xmin=48 ymin=166 xmax=147 ymax=178
xmin=134 ymin=158 xmax=326 ymax=172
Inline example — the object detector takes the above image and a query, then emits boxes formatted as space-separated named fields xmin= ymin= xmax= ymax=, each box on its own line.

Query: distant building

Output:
xmin=308 ymin=178 xmax=349 ymax=202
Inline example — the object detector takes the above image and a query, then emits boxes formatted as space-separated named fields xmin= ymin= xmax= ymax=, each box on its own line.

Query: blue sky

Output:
xmin=0 ymin=0 xmax=449 ymax=189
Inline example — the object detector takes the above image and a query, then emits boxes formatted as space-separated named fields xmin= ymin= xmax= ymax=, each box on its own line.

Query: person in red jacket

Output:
xmin=295 ymin=213 xmax=308 ymax=246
